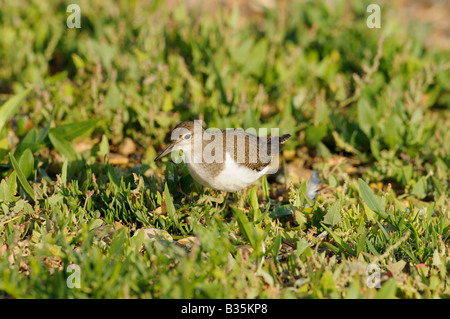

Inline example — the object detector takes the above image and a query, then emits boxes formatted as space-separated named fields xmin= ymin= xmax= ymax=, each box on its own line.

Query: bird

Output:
xmin=155 ymin=120 xmax=291 ymax=192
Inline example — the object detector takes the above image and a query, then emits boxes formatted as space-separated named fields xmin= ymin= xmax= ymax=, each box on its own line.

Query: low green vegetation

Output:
xmin=0 ymin=0 xmax=449 ymax=298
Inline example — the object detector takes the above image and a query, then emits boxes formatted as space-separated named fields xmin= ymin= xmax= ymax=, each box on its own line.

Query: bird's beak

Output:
xmin=154 ymin=142 xmax=176 ymax=161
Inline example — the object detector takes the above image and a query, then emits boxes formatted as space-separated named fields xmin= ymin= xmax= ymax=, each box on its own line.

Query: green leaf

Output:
xmin=161 ymin=92 xmax=173 ymax=112
xmin=261 ymin=175 xmax=269 ymax=201
xmin=98 ymin=134 xmax=110 ymax=157
xmin=356 ymin=229 xmax=367 ymax=255
xmin=255 ymin=268 xmax=274 ymax=287
xmin=8 ymin=152 xmax=39 ymax=201
xmin=71 ymin=53 xmax=85 ymax=69
xmin=231 ymin=205 xmax=262 ymax=255
xmin=243 ymin=38 xmax=268 ymax=77
xmin=295 ymin=238 xmax=310 ymax=257
xmin=204 ymin=47 xmax=229 ymax=106
xmin=61 ymin=158 xmax=68 ymax=186
xmin=269 ymin=204 xmax=293 ymax=219
xmin=243 ymin=104 xmax=260 ymax=129
xmin=250 ymin=186 xmax=259 ymax=210
xmin=36 ymin=105 xmax=56 ymax=144
xmin=164 ymin=183 xmax=180 ymax=231
xmin=370 ymin=139 xmax=381 ymax=160
xmin=271 ymin=234 xmax=282 ymax=258
xmin=104 ymin=84 xmax=123 ymax=110
xmin=375 ymin=219 xmax=391 ymax=241
xmin=0 ymin=180 xmax=15 ymax=203
xmin=231 ymin=38 xmax=254 ymax=65
xmin=432 ymin=249 xmax=442 ymax=267
xmin=411 ymin=176 xmax=427 ymax=199
xmin=249 ymin=187 xmax=261 ymax=222
xmin=0 ymin=87 xmax=32 ymax=133
xmin=357 ymin=98 xmax=377 ymax=137
xmin=323 ymin=200 xmax=341 ymax=226
xmin=18 ymin=148 xmax=34 ymax=180
xmin=332 ymin=131 xmax=360 ymax=154
xmin=321 ymin=241 xmax=340 ymax=254
xmin=294 ymin=210 xmax=307 ymax=227
xmin=14 ymin=128 xmax=40 ymax=159
xmin=321 ymin=223 xmax=356 ymax=256
xmin=365 ymin=238 xmax=380 ymax=256
xmin=49 ymin=119 xmax=99 ymax=141
xmin=88 ymin=218 xmax=105 ymax=231
xmin=0 ymin=136 xmax=8 ymax=158
xmin=107 ymin=165 xmax=120 ymax=186
xmin=362 ymin=203 xmax=376 ymax=222
xmin=15 ymin=115 xmax=29 ymax=137
xmin=305 ymin=124 xmax=327 ymax=147
xmin=7 ymin=171 xmax=17 ymax=196
xmin=384 ymin=115 xmax=401 ymax=149
xmin=320 ymin=270 xmax=337 ymax=294
xmin=376 ymin=279 xmax=397 ymax=299
xmin=48 ymin=132 xmax=78 ymax=161
xmin=299 ymin=180 xmax=315 ymax=207
xmin=358 ymin=178 xmax=387 ymax=219
xmin=14 ymin=106 xmax=56 ymax=159
xmin=130 ymin=227 xmax=145 ymax=251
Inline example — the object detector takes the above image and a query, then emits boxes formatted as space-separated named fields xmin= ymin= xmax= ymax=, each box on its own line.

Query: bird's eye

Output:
xmin=184 ymin=133 xmax=191 ymax=140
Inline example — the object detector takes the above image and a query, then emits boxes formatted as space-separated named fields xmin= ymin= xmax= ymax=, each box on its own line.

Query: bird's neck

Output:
xmin=184 ymin=131 xmax=228 ymax=165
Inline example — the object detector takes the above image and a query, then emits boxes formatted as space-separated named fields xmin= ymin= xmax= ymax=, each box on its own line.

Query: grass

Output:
xmin=0 ymin=0 xmax=449 ymax=298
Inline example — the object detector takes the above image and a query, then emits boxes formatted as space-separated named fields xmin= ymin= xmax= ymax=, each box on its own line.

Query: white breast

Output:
xmin=186 ymin=153 xmax=268 ymax=192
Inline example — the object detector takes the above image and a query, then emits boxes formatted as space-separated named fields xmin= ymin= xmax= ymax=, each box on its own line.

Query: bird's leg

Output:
xmin=222 ymin=191 xmax=229 ymax=205
xmin=217 ymin=191 xmax=229 ymax=212
xmin=178 ymin=188 xmax=191 ymax=200
xmin=237 ymin=189 xmax=246 ymax=209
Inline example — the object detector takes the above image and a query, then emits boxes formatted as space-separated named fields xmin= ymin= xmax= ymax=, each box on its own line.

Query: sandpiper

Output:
xmin=155 ymin=120 xmax=291 ymax=192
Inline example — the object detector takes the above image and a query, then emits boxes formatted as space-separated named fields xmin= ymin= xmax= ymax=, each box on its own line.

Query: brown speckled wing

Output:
xmin=193 ymin=129 xmax=291 ymax=174
xmin=224 ymin=130 xmax=291 ymax=172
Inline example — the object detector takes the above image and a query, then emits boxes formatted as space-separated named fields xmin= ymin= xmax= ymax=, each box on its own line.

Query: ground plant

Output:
xmin=0 ymin=0 xmax=449 ymax=299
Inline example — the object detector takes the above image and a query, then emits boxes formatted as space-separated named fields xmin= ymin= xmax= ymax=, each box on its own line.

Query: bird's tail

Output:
xmin=265 ymin=134 xmax=291 ymax=156
xmin=279 ymin=134 xmax=291 ymax=144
